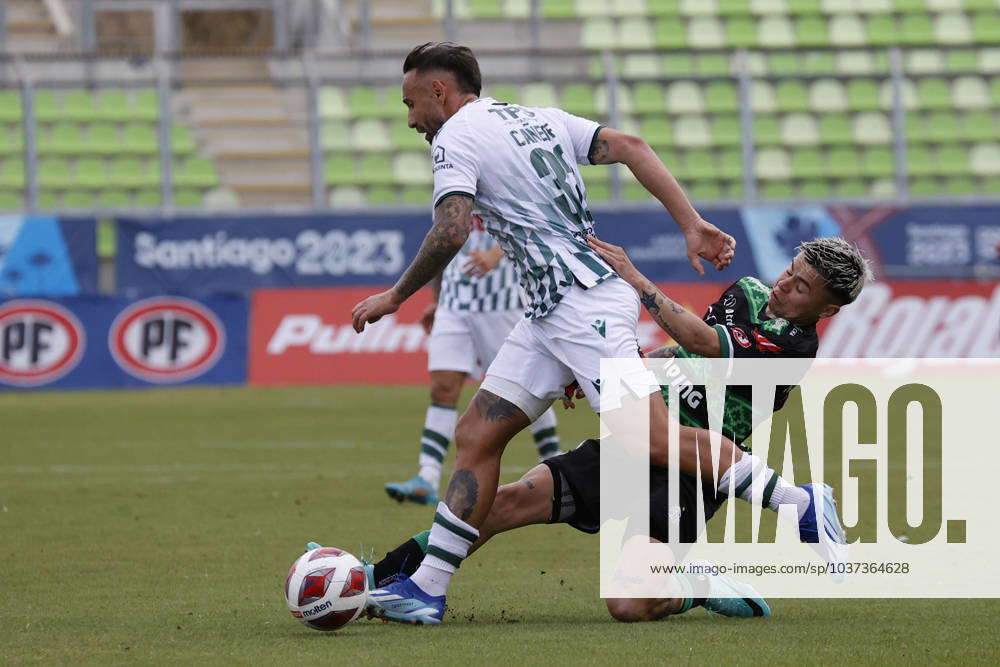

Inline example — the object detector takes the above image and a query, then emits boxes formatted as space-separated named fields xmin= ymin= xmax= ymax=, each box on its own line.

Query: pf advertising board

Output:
xmin=0 ymin=295 xmax=247 ymax=390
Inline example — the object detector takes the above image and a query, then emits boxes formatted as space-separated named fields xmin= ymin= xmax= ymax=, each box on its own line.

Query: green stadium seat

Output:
xmin=698 ymin=53 xmax=731 ymax=75
xmin=853 ymin=112 xmax=891 ymax=144
xmin=901 ymin=14 xmax=934 ymax=45
xmin=782 ymin=113 xmax=819 ymax=145
xmin=943 ymin=177 xmax=976 ymax=195
xmin=866 ymin=15 xmax=896 ymax=46
xmin=562 ymin=84 xmax=597 ymax=116
xmin=787 ymin=0 xmax=822 ymax=15
xmin=653 ymin=18 xmax=688 ymax=49
xmin=110 ymin=157 xmax=158 ymax=188
xmin=0 ymin=191 xmax=21 ymax=209
xmin=367 ymin=187 xmax=398 ymax=205
xmin=674 ymin=115 xmax=712 ymax=147
xmin=38 ymin=159 xmax=74 ymax=189
xmin=171 ymin=124 xmax=196 ymax=154
xmin=39 ymin=123 xmax=85 ymax=155
xmin=837 ymin=180 xmax=867 ymax=198
xmin=907 ymin=146 xmax=935 ymax=176
xmin=917 ymin=78 xmax=952 ymax=110
xmin=795 ymin=16 xmax=829 ymax=47
xmin=972 ymin=13 xmax=1000 ymax=44
xmin=122 ymin=123 xmax=158 ymax=155
xmin=891 ymin=0 xmax=924 ymax=14
xmin=393 ymin=152 xmax=432 ymax=186
xmin=640 ymin=117 xmax=673 ymax=147
xmin=586 ymin=183 xmax=611 ymax=202
xmin=754 ymin=147 xmax=791 ymax=179
xmin=469 ymin=0 xmax=504 ymax=18
xmin=704 ymin=81 xmax=738 ymax=112
xmin=63 ymin=190 xmax=94 ymax=208
xmin=134 ymin=90 xmax=159 ymax=121
xmin=320 ymin=88 xmax=349 ymax=119
xmin=753 ymin=114 xmax=781 ymax=145
xmin=758 ymin=15 xmax=795 ymax=47
xmin=710 ymin=147 xmax=738 ymax=180
xmin=819 ymin=114 xmax=853 ymax=144
xmin=718 ymin=0 xmax=750 ymax=17
xmin=390 ymin=121 xmax=428 ymax=150
xmin=689 ymin=180 xmax=724 ymax=200
xmin=935 ymin=12 xmax=972 ymax=45
xmin=348 ymin=87 xmax=390 ymax=119
xmin=99 ymin=189 xmax=131 ymax=209
xmin=761 ymin=181 xmax=794 ymax=199
xmin=37 ymin=191 xmax=58 ymax=209
xmin=905 ymin=111 xmax=929 ymax=143
xmin=351 ymin=119 xmax=391 ymax=152
xmin=953 ymin=76 xmax=990 ymax=109
xmin=522 ymin=83 xmax=558 ymax=108
xmin=809 ymin=79 xmax=848 ymax=112
xmin=827 ymin=148 xmax=862 ymax=178
xmin=322 ymin=121 xmax=352 ymax=151
xmin=34 ymin=91 xmax=59 ymax=122
xmin=487 ymin=84 xmax=520 ymax=104
xmin=648 ymin=0 xmax=680 ymax=15
xmin=0 ymin=126 xmax=22 ymax=155
xmin=622 ymin=182 xmax=651 ymax=200
xmin=712 ymin=115 xmax=742 ymax=146
xmin=791 ymin=148 xmax=824 ymax=178
xmin=633 ymin=83 xmax=666 ymax=114
xmin=963 ymin=111 xmax=997 ymax=141
xmin=847 ymin=79 xmax=880 ymax=111
xmin=938 ymin=146 xmax=969 ymax=176
xmin=539 ymin=0 xmax=575 ymax=18
xmin=0 ymin=91 xmax=22 ymax=122
xmin=970 ymin=144 xmax=1000 ymax=175
xmin=582 ymin=18 xmax=617 ymax=49
xmin=861 ymin=147 xmax=894 ymax=177
xmin=927 ymin=112 xmax=962 ymax=142
xmin=402 ymin=187 xmax=428 ymax=205
xmin=75 ymin=157 xmax=109 ymax=189
xmin=175 ymin=157 xmax=219 ymax=188
xmin=768 ymin=52 xmax=800 ymax=75
xmin=725 ymin=17 xmax=758 ymax=47
xmin=948 ymin=49 xmax=978 ymax=72
xmin=684 ymin=150 xmax=716 ymax=179
xmin=135 ymin=189 xmax=162 ymax=207
xmin=0 ymin=159 xmax=25 ymax=188
xmin=96 ymin=90 xmax=130 ymax=122
xmin=62 ymin=90 xmax=99 ymax=122
xmin=174 ymin=189 xmax=203 ymax=207
xmin=776 ymin=80 xmax=809 ymax=112
xmin=799 ymin=180 xmax=833 ymax=198
xmin=687 ymin=16 xmax=726 ymax=48
xmin=358 ymin=155 xmax=393 ymax=185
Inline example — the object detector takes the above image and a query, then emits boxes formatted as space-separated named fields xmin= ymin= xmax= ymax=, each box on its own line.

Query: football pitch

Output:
xmin=2 ymin=385 xmax=997 ymax=664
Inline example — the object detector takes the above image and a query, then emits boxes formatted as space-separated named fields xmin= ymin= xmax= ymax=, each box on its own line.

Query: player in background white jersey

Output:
xmin=385 ymin=221 xmax=561 ymax=507
xmin=350 ymin=42 xmax=735 ymax=624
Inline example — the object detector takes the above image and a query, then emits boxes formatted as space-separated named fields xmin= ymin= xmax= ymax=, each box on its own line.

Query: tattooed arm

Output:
xmin=588 ymin=235 xmax=721 ymax=357
xmin=646 ymin=344 xmax=681 ymax=359
xmin=587 ymin=126 xmax=735 ymax=276
xmin=352 ymin=194 xmax=472 ymax=332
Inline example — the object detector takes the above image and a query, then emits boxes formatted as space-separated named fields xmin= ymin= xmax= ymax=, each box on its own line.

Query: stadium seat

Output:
xmin=358 ymin=155 xmax=394 ymax=185
xmin=699 ymin=53 xmax=732 ymax=75
xmin=486 ymin=84 xmax=520 ymax=104
xmin=39 ymin=123 xmax=85 ymax=155
xmin=684 ymin=150 xmax=717 ymax=179
xmin=776 ymin=80 xmax=809 ymax=112
xmin=351 ymin=119 xmax=392 ymax=152
xmin=0 ymin=91 xmax=22 ymax=122
xmin=687 ymin=17 xmax=726 ymax=48
xmin=943 ymin=177 xmax=976 ymax=195
xmin=761 ymin=181 xmax=794 ymax=199
xmin=917 ymin=77 xmax=952 ymax=109
xmin=952 ymin=76 xmax=990 ymax=109
xmin=582 ymin=18 xmax=618 ymax=49
xmin=758 ymin=15 xmax=795 ymax=47
xmin=38 ymin=159 xmax=74 ymax=189
xmin=662 ymin=53 xmax=696 ymax=75
xmin=907 ymin=145 xmax=935 ymax=176
xmin=847 ymin=79 xmax=880 ymax=111
xmin=963 ymin=111 xmax=997 ymax=141
xmin=799 ymin=179 xmax=833 ymax=198
xmin=561 ymin=84 xmax=597 ymax=116
xmin=390 ymin=121 xmax=428 ymax=150
xmin=393 ymin=152 xmax=432 ymax=185
xmin=122 ymin=124 xmax=158 ymax=155
xmin=63 ymin=190 xmax=95 ymax=208
xmin=725 ymin=17 xmax=758 ymax=47
xmin=648 ymin=0 xmax=681 ymax=15
xmin=174 ymin=157 xmax=220 ymax=188
xmin=972 ymin=13 xmax=1000 ymax=44
xmin=653 ymin=18 xmax=688 ymax=48
xmin=900 ymin=14 xmax=935 ymax=46
xmin=522 ymin=83 xmax=558 ymax=108
xmin=809 ymin=79 xmax=848 ymax=112
xmin=98 ymin=189 xmax=130 ymax=209
xmin=322 ymin=121 xmax=351 ymax=151
xmin=469 ymin=0 xmax=504 ymax=18
xmin=927 ymin=112 xmax=962 ymax=142
xmin=349 ymin=87 xmax=392 ymax=119
xmin=935 ymin=12 xmax=972 ymax=45
xmin=791 ymin=148 xmax=824 ymax=177
xmin=908 ymin=48 xmax=945 ymax=73
xmin=62 ymin=90 xmax=99 ymax=123
xmin=633 ymin=83 xmax=667 ymax=114
xmin=34 ymin=91 xmax=60 ymax=122
xmin=690 ymin=180 xmax=724 ymax=200
xmin=827 ymin=147 xmax=862 ymax=178
xmin=0 ymin=158 xmax=25 ymax=188
xmin=866 ymin=15 xmax=896 ymax=46
xmin=366 ymin=187 xmax=398 ymax=205
xmin=837 ymin=179 xmax=867 ymax=197
xmin=754 ymin=147 xmax=791 ymax=179
xmin=716 ymin=148 xmax=743 ymax=179
xmin=171 ymin=124 xmax=197 ymax=154
xmin=110 ymin=157 xmax=159 ymax=188
xmin=96 ymin=90 xmax=130 ymax=122
xmin=753 ymin=114 xmax=781 ymax=144
xmin=134 ymin=90 xmax=159 ymax=121
xmin=819 ymin=114 xmax=853 ymax=144
xmin=938 ymin=146 xmax=969 ymax=175
xmin=0 ymin=191 xmax=21 ymax=209
xmin=712 ymin=115 xmax=742 ymax=146
xmin=853 ymin=112 xmax=892 ymax=144
xmin=0 ymin=126 xmax=21 ymax=155
xmin=704 ymin=81 xmax=738 ymax=112
xmin=861 ymin=147 xmax=895 ymax=177
xmin=320 ymin=88 xmax=349 ymax=119
xmin=674 ymin=115 xmax=712 ymax=147
xmin=782 ymin=113 xmax=819 ymax=145
xmin=402 ymin=187 xmax=428 ymax=205
xmin=618 ymin=18 xmax=654 ymax=49
xmin=750 ymin=80 xmax=777 ymax=112
xmin=640 ymin=117 xmax=673 ymax=147
xmin=622 ymin=54 xmax=662 ymax=78
xmin=949 ymin=49 xmax=978 ymax=72
xmin=795 ymin=16 xmax=830 ymax=47
xmin=75 ymin=157 xmax=109 ymax=189
xmin=174 ymin=189 xmax=204 ymax=207
xmin=135 ymin=189 xmax=162 ymax=207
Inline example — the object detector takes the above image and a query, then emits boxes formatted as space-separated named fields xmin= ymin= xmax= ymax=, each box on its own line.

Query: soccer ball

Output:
xmin=284 ymin=546 xmax=369 ymax=631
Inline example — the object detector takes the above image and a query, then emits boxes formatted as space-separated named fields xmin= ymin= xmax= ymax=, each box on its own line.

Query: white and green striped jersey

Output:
xmin=431 ymin=97 xmax=615 ymax=319
xmin=439 ymin=224 xmax=522 ymax=312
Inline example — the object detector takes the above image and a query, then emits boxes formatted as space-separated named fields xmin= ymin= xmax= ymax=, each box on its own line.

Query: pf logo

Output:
xmin=0 ymin=300 xmax=85 ymax=386
xmin=109 ymin=297 xmax=225 ymax=383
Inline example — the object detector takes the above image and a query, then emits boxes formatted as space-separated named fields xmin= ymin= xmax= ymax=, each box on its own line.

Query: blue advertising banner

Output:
xmin=0 ymin=215 xmax=97 ymax=297
xmin=0 ymin=294 xmax=247 ymax=390
xmin=115 ymin=209 xmax=756 ymax=295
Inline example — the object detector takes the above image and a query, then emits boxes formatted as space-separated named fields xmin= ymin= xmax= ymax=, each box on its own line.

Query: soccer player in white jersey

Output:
xmin=385 ymin=220 xmax=561 ymax=506
xmin=351 ymin=42 xmax=736 ymax=624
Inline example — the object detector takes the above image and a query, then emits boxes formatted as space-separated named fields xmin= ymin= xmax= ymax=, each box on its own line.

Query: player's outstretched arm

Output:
xmin=352 ymin=194 xmax=473 ymax=332
xmin=588 ymin=127 xmax=735 ymax=275
xmin=588 ymin=236 xmax=721 ymax=357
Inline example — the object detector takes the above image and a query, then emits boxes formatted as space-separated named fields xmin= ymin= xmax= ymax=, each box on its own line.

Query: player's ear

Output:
xmin=431 ymin=78 xmax=446 ymax=101
xmin=819 ymin=303 xmax=840 ymax=320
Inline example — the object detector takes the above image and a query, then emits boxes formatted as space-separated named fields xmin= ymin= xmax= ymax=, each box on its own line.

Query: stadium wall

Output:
xmin=1 ymin=205 xmax=997 ymax=390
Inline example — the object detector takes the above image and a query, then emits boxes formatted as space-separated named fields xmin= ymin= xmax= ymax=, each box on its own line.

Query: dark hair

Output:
xmin=403 ymin=42 xmax=482 ymax=96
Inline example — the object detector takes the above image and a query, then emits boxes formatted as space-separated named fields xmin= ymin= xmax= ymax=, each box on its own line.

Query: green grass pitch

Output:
xmin=1 ymin=385 xmax=997 ymax=664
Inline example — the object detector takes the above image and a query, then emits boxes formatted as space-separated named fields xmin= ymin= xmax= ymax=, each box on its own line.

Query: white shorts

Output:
xmin=482 ymin=277 xmax=658 ymax=419
xmin=427 ymin=307 xmax=522 ymax=377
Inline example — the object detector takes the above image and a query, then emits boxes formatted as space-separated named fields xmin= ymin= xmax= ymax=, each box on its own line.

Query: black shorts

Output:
xmin=542 ymin=439 xmax=726 ymax=543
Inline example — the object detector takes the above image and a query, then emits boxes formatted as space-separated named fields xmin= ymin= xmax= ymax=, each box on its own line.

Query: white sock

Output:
xmin=417 ymin=404 xmax=457 ymax=489
xmin=409 ymin=502 xmax=478 ymax=597
xmin=530 ymin=408 xmax=560 ymax=461
xmin=718 ymin=454 xmax=810 ymax=519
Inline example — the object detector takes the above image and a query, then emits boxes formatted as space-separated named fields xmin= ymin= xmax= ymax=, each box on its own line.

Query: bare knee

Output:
xmin=606 ymin=598 xmax=659 ymax=623
xmin=429 ymin=372 xmax=464 ymax=406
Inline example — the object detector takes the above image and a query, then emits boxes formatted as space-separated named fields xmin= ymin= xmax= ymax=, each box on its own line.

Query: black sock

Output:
xmin=372 ymin=538 xmax=425 ymax=587
xmin=691 ymin=598 xmax=706 ymax=608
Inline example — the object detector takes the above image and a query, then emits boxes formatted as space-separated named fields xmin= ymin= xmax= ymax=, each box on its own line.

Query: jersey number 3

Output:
xmin=529 ymin=145 xmax=593 ymax=226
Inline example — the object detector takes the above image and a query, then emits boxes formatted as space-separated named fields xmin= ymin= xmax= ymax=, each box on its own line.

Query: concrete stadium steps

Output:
xmin=4 ymin=0 xmax=67 ymax=54
xmin=174 ymin=62 xmax=314 ymax=206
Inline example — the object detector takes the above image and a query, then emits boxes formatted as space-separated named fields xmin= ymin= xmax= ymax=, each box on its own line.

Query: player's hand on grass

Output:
xmin=586 ymin=236 xmax=646 ymax=288
xmin=683 ymin=219 xmax=736 ymax=276
xmin=419 ymin=303 xmax=437 ymax=335
xmin=463 ymin=247 xmax=503 ymax=277
xmin=351 ymin=289 xmax=402 ymax=332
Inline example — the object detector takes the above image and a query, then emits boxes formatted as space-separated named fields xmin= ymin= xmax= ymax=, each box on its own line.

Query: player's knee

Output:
xmin=606 ymin=598 xmax=656 ymax=623
xmin=429 ymin=380 xmax=462 ymax=406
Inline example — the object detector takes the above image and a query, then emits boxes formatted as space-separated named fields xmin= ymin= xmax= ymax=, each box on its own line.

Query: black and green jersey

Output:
xmin=659 ymin=276 xmax=818 ymax=451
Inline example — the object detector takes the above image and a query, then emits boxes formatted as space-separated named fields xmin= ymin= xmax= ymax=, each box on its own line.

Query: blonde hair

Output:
xmin=797 ymin=237 xmax=873 ymax=305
